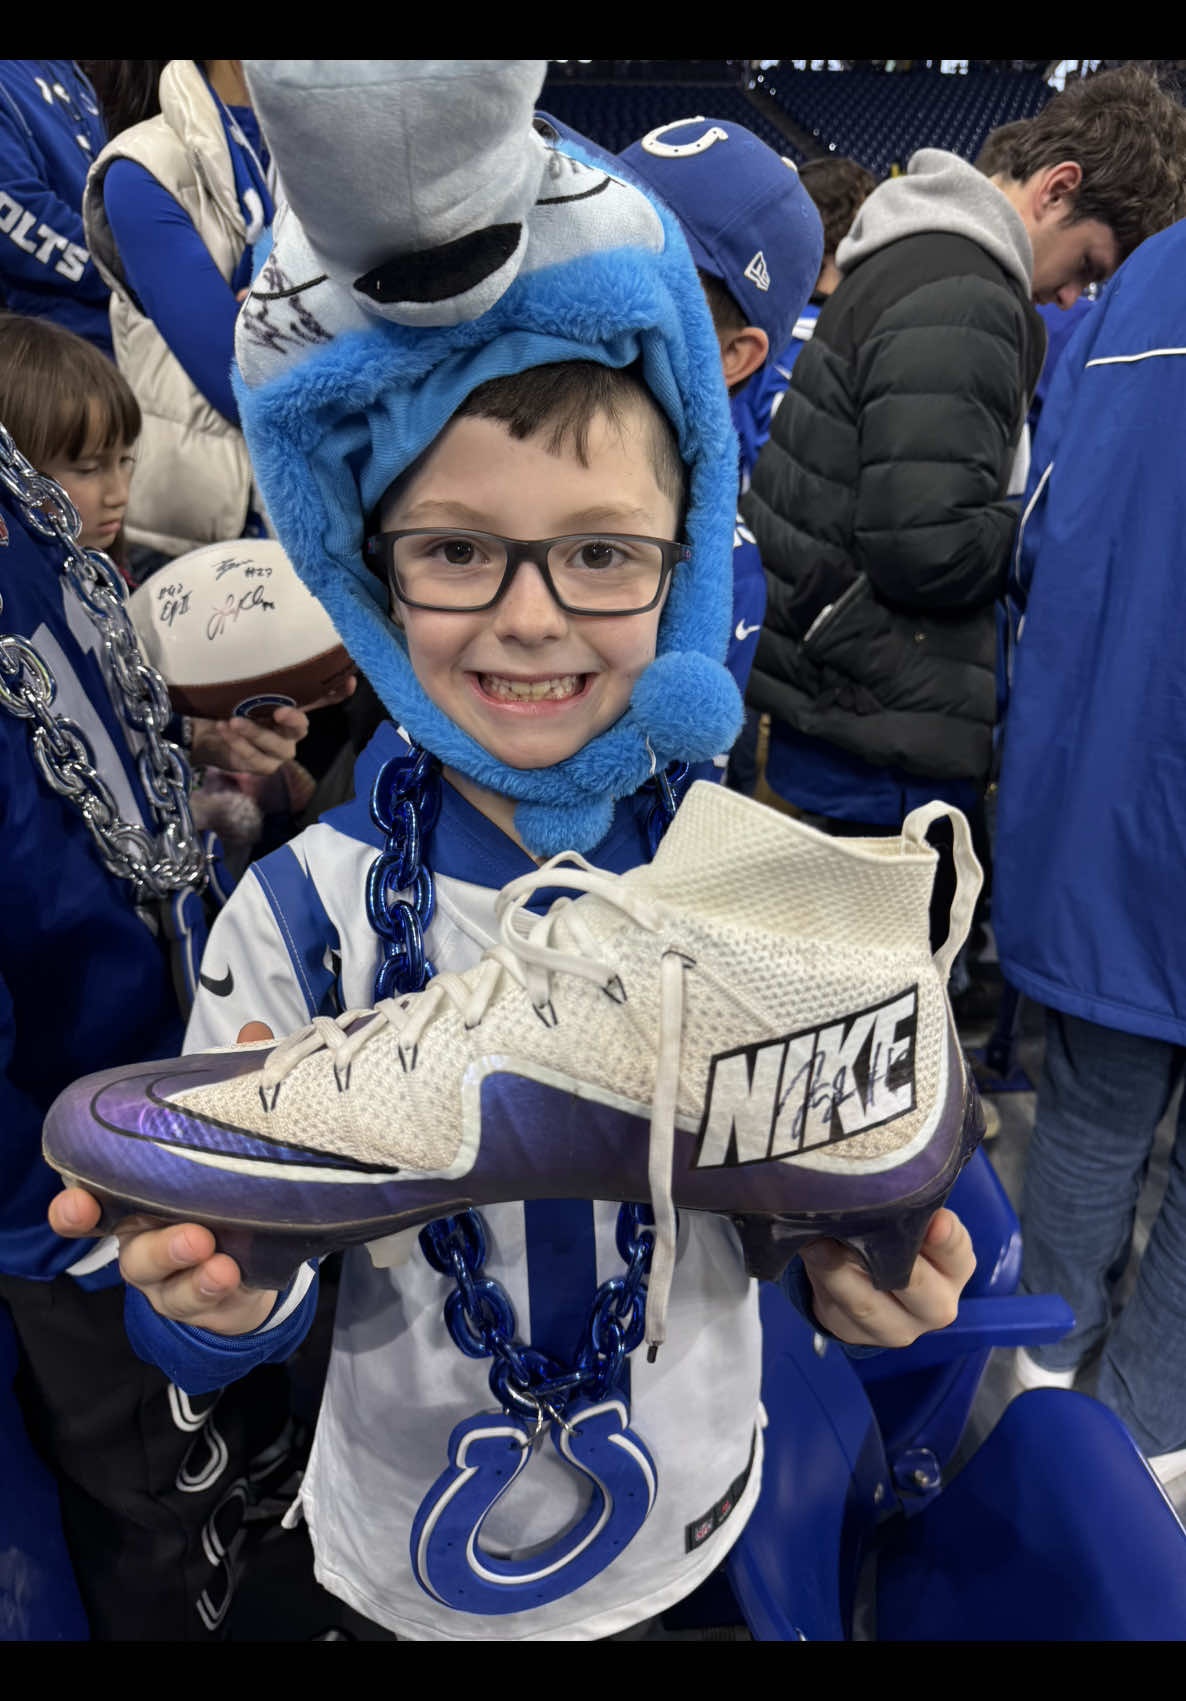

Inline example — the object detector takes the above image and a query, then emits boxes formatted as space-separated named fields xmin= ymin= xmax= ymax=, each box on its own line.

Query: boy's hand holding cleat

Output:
xmin=49 ymin=1185 xmax=975 ymax=1351
xmin=49 ymin=1188 xmax=279 ymax=1336
xmin=49 ymin=1020 xmax=282 ymax=1336
xmin=800 ymin=1207 xmax=974 ymax=1348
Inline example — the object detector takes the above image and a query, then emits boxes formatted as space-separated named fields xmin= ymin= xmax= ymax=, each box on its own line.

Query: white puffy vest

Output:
xmin=82 ymin=60 xmax=256 ymax=558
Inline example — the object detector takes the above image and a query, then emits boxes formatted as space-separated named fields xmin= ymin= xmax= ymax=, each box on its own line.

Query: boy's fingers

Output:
xmin=237 ymin=1021 xmax=274 ymax=1044
xmin=151 ymin=1255 xmax=249 ymax=1324
xmin=885 ymin=1247 xmax=964 ymax=1332
xmin=917 ymin=1209 xmax=976 ymax=1286
xmin=117 ymin=1221 xmax=216 ymax=1290
xmin=149 ymin=1257 xmax=279 ymax=1333
xmin=48 ymin=1186 xmax=102 ymax=1237
xmin=801 ymin=1215 xmax=973 ymax=1346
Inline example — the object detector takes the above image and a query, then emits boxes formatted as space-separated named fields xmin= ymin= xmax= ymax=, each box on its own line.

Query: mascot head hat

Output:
xmin=234 ymin=60 xmax=744 ymax=856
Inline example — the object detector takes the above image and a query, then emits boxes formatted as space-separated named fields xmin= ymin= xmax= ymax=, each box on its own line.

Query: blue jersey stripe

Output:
xmin=250 ymin=845 xmax=338 ymax=1020
xmin=523 ymin=1199 xmax=599 ymax=1369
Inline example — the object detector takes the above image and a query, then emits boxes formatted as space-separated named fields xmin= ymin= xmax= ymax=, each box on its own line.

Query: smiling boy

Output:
xmin=48 ymin=62 xmax=977 ymax=1641
xmin=371 ymin=367 xmax=684 ymax=818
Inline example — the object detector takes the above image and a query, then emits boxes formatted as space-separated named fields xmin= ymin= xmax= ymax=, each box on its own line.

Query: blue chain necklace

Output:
xmin=364 ymin=742 xmax=689 ymax=1611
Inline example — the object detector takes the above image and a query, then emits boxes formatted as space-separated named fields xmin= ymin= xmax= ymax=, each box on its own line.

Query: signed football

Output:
xmin=130 ymin=540 xmax=353 ymax=723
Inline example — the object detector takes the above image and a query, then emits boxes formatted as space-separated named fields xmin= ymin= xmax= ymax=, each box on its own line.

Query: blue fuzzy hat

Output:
xmin=233 ymin=61 xmax=742 ymax=857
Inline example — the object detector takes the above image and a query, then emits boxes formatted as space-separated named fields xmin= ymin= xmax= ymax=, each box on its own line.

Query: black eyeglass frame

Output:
xmin=363 ymin=529 xmax=693 ymax=617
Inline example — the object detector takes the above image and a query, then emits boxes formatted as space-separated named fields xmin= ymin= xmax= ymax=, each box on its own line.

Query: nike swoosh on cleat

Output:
xmin=89 ymin=1072 xmax=405 ymax=1176
xmin=199 ymin=967 xmax=235 ymax=997
xmin=734 ymin=621 xmax=761 ymax=642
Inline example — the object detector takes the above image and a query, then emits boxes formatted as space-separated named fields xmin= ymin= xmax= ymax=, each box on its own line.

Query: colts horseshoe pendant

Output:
xmin=410 ymin=1397 xmax=657 ymax=1614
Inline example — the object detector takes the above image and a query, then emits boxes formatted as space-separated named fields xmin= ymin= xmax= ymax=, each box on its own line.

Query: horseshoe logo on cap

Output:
xmin=641 ymin=118 xmax=729 ymax=159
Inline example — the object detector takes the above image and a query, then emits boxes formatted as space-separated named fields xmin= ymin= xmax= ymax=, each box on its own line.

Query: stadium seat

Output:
xmin=759 ymin=68 xmax=1051 ymax=175
xmin=537 ymin=81 xmax=805 ymax=163
xmin=729 ymin=1284 xmax=1186 ymax=1640
xmin=851 ymin=1145 xmax=1050 ymax=1496
xmin=876 ymin=1390 xmax=1186 ymax=1640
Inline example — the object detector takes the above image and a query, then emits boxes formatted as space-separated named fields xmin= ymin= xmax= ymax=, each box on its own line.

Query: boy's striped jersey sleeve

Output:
xmin=184 ymin=851 xmax=322 ymax=1055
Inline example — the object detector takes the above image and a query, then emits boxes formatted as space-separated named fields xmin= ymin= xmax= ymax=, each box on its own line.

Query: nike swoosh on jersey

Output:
xmin=734 ymin=620 xmax=761 ymax=642
xmin=199 ymin=967 xmax=235 ymax=997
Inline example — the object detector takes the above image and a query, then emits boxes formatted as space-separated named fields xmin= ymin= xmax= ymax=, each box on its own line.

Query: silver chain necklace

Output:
xmin=0 ymin=423 xmax=209 ymax=905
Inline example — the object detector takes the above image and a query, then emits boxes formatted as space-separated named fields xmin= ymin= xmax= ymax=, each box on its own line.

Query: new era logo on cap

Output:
xmin=744 ymin=250 xmax=771 ymax=292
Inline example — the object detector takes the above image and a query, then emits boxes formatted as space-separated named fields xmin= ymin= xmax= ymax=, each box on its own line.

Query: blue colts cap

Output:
xmin=619 ymin=117 xmax=824 ymax=359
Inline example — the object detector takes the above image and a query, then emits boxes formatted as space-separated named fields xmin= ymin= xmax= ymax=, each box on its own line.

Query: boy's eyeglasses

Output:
xmin=363 ymin=529 xmax=692 ymax=617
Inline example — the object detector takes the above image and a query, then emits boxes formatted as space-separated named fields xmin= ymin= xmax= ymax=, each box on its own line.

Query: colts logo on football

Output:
xmin=694 ymin=986 xmax=918 ymax=1168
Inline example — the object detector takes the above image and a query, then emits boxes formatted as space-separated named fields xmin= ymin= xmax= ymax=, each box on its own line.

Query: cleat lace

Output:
xmin=258 ymin=851 xmax=685 ymax=1351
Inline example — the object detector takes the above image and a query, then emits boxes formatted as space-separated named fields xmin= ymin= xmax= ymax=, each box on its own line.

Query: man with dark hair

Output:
xmin=986 ymin=64 xmax=1186 ymax=270
xmin=741 ymin=64 xmax=1186 ymax=842
xmin=976 ymin=116 xmax=1099 ymax=437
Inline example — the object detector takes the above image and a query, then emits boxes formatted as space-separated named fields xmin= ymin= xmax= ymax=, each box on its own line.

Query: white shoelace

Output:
xmin=259 ymin=853 xmax=687 ymax=1354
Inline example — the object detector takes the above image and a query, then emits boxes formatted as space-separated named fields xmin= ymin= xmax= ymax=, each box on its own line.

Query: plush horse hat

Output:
xmin=234 ymin=60 xmax=742 ymax=856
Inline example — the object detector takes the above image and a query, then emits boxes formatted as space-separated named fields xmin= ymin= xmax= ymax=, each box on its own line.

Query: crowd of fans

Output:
xmin=1 ymin=57 xmax=1185 ymax=1642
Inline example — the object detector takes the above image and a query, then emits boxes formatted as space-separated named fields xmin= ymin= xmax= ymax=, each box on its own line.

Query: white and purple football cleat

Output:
xmin=43 ymin=783 xmax=985 ymax=1310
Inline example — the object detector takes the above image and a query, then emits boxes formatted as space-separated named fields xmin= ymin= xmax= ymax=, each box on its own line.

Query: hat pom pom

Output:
xmin=630 ymin=651 xmax=743 ymax=768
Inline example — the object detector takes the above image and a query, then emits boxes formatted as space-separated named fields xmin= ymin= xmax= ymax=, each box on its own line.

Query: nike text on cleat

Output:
xmin=42 ymin=783 xmax=986 ymax=1349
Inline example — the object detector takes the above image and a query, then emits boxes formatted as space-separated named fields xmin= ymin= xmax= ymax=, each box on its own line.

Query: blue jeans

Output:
xmin=1021 ymin=1008 xmax=1186 ymax=1454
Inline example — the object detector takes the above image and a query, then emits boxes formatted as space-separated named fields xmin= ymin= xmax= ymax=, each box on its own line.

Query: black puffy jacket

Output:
xmin=741 ymin=230 xmax=1046 ymax=783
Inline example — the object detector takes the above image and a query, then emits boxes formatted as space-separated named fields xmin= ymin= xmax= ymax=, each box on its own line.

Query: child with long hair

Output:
xmin=0 ymin=310 xmax=353 ymax=774
xmin=0 ymin=312 xmax=139 ymax=582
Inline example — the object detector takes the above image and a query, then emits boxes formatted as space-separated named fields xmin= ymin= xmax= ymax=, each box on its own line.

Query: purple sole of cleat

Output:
xmin=730 ymin=1083 xmax=985 ymax=1289
xmin=53 ymin=1082 xmax=983 ymax=1296
xmin=54 ymin=1168 xmax=481 ymax=1292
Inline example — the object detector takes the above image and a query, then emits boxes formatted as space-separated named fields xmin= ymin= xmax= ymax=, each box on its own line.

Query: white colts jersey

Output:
xmin=184 ymin=737 xmax=765 ymax=1640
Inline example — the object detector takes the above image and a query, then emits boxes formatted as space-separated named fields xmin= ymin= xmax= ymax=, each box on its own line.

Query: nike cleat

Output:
xmin=43 ymin=782 xmax=985 ymax=1340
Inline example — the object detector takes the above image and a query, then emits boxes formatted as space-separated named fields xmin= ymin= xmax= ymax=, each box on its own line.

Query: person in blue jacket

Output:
xmin=993 ymin=214 xmax=1186 ymax=1489
xmin=0 ymin=60 xmax=111 ymax=357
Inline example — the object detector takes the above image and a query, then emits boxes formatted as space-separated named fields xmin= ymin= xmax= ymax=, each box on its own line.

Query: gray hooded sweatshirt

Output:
xmin=837 ymin=147 xmax=1034 ymax=294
